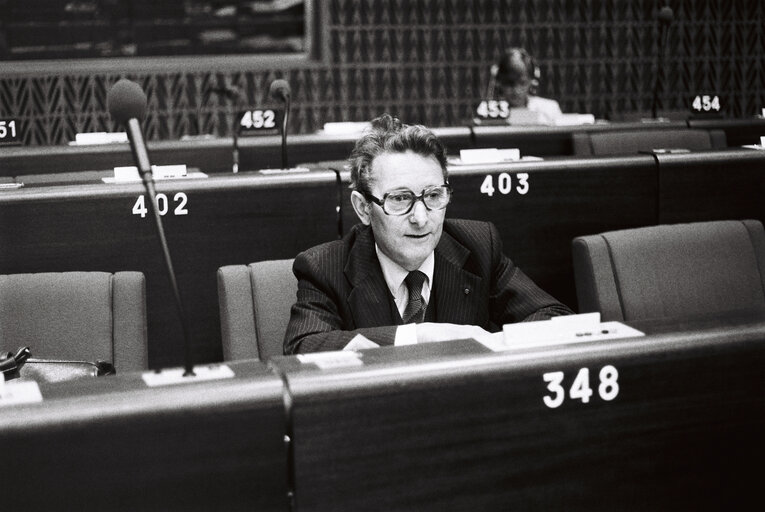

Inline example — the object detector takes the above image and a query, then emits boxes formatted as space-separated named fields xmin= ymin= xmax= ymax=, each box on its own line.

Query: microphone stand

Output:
xmin=651 ymin=9 xmax=673 ymax=119
xmin=139 ymin=171 xmax=195 ymax=377
xmin=280 ymin=94 xmax=290 ymax=169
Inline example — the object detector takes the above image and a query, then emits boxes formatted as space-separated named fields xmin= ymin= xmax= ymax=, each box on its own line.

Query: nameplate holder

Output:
xmin=459 ymin=148 xmax=520 ymax=164
xmin=142 ymin=364 xmax=235 ymax=387
xmin=552 ymin=113 xmax=595 ymax=126
xmin=742 ymin=136 xmax=765 ymax=151
xmin=322 ymin=122 xmax=371 ymax=135
xmin=72 ymin=132 xmax=128 ymax=145
xmin=112 ymin=165 xmax=188 ymax=182
xmin=0 ymin=379 xmax=43 ymax=407
xmin=258 ymin=167 xmax=310 ymax=175
xmin=475 ymin=313 xmax=644 ymax=352
xmin=297 ymin=351 xmax=364 ymax=369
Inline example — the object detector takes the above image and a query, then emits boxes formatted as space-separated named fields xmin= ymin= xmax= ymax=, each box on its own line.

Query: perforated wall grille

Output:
xmin=1 ymin=0 xmax=763 ymax=146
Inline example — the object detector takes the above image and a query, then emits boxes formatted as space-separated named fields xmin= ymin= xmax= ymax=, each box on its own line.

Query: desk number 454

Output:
xmin=543 ymin=365 xmax=619 ymax=408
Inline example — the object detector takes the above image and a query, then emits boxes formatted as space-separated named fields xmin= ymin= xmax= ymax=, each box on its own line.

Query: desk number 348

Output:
xmin=542 ymin=365 xmax=619 ymax=408
xmin=132 ymin=192 xmax=189 ymax=218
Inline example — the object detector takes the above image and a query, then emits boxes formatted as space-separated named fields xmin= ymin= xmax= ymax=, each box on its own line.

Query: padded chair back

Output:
xmin=572 ymin=128 xmax=727 ymax=156
xmin=0 ymin=271 xmax=148 ymax=371
xmin=572 ymin=220 xmax=765 ymax=321
xmin=217 ymin=259 xmax=296 ymax=361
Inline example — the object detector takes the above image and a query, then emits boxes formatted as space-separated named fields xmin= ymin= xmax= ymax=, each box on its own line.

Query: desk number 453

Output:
xmin=542 ymin=365 xmax=619 ymax=408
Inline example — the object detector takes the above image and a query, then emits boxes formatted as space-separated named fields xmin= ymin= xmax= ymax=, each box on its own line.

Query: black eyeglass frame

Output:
xmin=362 ymin=183 xmax=453 ymax=216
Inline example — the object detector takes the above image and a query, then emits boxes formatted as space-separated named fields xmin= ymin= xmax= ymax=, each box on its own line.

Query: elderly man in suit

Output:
xmin=284 ymin=114 xmax=572 ymax=354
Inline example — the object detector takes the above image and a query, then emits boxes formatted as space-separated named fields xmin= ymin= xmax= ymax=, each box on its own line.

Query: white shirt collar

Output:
xmin=375 ymin=245 xmax=434 ymax=312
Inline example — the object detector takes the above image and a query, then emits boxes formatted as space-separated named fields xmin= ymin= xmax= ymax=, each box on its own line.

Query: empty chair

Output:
xmin=572 ymin=128 xmax=727 ymax=156
xmin=217 ymin=259 xmax=296 ymax=361
xmin=0 ymin=271 xmax=148 ymax=371
xmin=572 ymin=220 xmax=765 ymax=321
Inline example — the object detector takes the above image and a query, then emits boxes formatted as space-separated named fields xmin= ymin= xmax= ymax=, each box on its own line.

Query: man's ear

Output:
xmin=350 ymin=191 xmax=371 ymax=225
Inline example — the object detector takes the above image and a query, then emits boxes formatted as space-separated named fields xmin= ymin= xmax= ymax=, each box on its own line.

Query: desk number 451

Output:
xmin=542 ymin=365 xmax=619 ymax=408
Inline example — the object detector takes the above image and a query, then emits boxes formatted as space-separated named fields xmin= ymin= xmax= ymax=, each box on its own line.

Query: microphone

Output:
xmin=107 ymin=79 xmax=151 ymax=177
xmin=206 ymin=84 xmax=244 ymax=173
xmin=269 ymin=79 xmax=291 ymax=169
xmin=651 ymin=6 xmax=674 ymax=119
xmin=107 ymin=78 xmax=195 ymax=377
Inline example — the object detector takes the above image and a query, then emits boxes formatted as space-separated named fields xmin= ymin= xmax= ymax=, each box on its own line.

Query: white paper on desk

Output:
xmin=297 ymin=350 xmax=364 ymax=369
xmin=343 ymin=334 xmax=380 ymax=351
xmin=551 ymin=113 xmax=596 ymax=126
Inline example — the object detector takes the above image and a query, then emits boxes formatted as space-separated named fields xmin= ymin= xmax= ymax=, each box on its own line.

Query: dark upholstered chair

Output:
xmin=572 ymin=220 xmax=765 ymax=321
xmin=572 ymin=128 xmax=727 ymax=156
xmin=0 ymin=271 xmax=148 ymax=371
xmin=217 ymin=259 xmax=296 ymax=361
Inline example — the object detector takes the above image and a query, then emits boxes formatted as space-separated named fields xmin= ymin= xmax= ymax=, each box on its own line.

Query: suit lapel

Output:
xmin=433 ymin=231 xmax=486 ymax=326
xmin=344 ymin=226 xmax=397 ymax=328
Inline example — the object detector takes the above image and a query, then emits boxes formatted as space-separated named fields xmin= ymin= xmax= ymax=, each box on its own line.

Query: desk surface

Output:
xmin=3 ymin=316 xmax=764 ymax=511
xmin=4 ymin=118 xmax=763 ymax=177
xmin=0 ymin=360 xmax=288 ymax=511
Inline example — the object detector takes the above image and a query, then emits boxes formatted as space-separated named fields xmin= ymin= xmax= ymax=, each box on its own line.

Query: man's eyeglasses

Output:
xmin=363 ymin=184 xmax=452 ymax=216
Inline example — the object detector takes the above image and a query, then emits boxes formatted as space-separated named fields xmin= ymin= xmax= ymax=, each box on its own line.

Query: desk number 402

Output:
xmin=542 ymin=365 xmax=619 ymax=408
xmin=132 ymin=192 xmax=188 ymax=218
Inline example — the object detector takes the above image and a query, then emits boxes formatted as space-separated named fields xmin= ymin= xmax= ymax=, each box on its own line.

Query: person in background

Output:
xmin=492 ymin=47 xmax=563 ymax=123
xmin=284 ymin=114 xmax=573 ymax=354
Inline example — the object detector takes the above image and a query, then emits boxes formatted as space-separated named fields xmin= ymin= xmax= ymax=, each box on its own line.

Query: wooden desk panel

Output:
xmin=278 ymin=322 xmax=765 ymax=511
xmin=0 ymin=171 xmax=340 ymax=368
xmin=657 ymin=149 xmax=765 ymax=225
xmin=471 ymin=121 xmax=690 ymax=157
xmin=688 ymin=118 xmax=765 ymax=147
xmin=0 ymin=361 xmax=288 ymax=511
xmin=339 ymin=155 xmax=659 ymax=311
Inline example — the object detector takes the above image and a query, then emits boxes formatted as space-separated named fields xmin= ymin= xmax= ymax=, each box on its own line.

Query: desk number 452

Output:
xmin=542 ymin=365 xmax=619 ymax=408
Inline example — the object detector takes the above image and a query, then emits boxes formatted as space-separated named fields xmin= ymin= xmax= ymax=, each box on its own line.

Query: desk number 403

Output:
xmin=542 ymin=365 xmax=619 ymax=408
xmin=132 ymin=192 xmax=188 ymax=218
xmin=480 ymin=173 xmax=529 ymax=197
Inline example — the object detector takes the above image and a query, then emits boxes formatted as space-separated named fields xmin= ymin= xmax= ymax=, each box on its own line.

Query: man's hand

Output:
xmin=415 ymin=322 xmax=491 ymax=343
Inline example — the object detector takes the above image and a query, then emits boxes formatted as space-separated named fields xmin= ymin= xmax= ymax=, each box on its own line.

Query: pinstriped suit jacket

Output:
xmin=284 ymin=218 xmax=572 ymax=354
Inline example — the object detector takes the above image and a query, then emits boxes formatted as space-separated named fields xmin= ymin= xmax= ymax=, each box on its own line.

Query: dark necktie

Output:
xmin=402 ymin=270 xmax=427 ymax=324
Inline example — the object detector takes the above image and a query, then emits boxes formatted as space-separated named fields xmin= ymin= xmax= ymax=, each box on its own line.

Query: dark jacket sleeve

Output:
xmin=283 ymin=250 xmax=397 ymax=355
xmin=485 ymin=222 xmax=574 ymax=325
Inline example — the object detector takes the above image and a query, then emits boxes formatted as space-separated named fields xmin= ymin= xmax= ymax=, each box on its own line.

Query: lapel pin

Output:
xmin=463 ymin=287 xmax=471 ymax=295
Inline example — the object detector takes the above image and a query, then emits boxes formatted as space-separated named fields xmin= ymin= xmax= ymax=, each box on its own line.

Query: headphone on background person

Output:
xmin=487 ymin=47 xmax=541 ymax=99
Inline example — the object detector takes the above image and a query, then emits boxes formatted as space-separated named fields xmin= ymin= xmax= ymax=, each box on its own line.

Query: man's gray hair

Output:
xmin=348 ymin=114 xmax=449 ymax=193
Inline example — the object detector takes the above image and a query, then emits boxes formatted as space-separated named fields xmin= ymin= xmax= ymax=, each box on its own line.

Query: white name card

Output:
xmin=297 ymin=350 xmax=364 ymax=369
xmin=459 ymin=148 xmax=520 ymax=164
xmin=142 ymin=364 xmax=235 ymax=387
xmin=112 ymin=164 xmax=188 ymax=182
xmin=72 ymin=132 xmax=128 ymax=145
